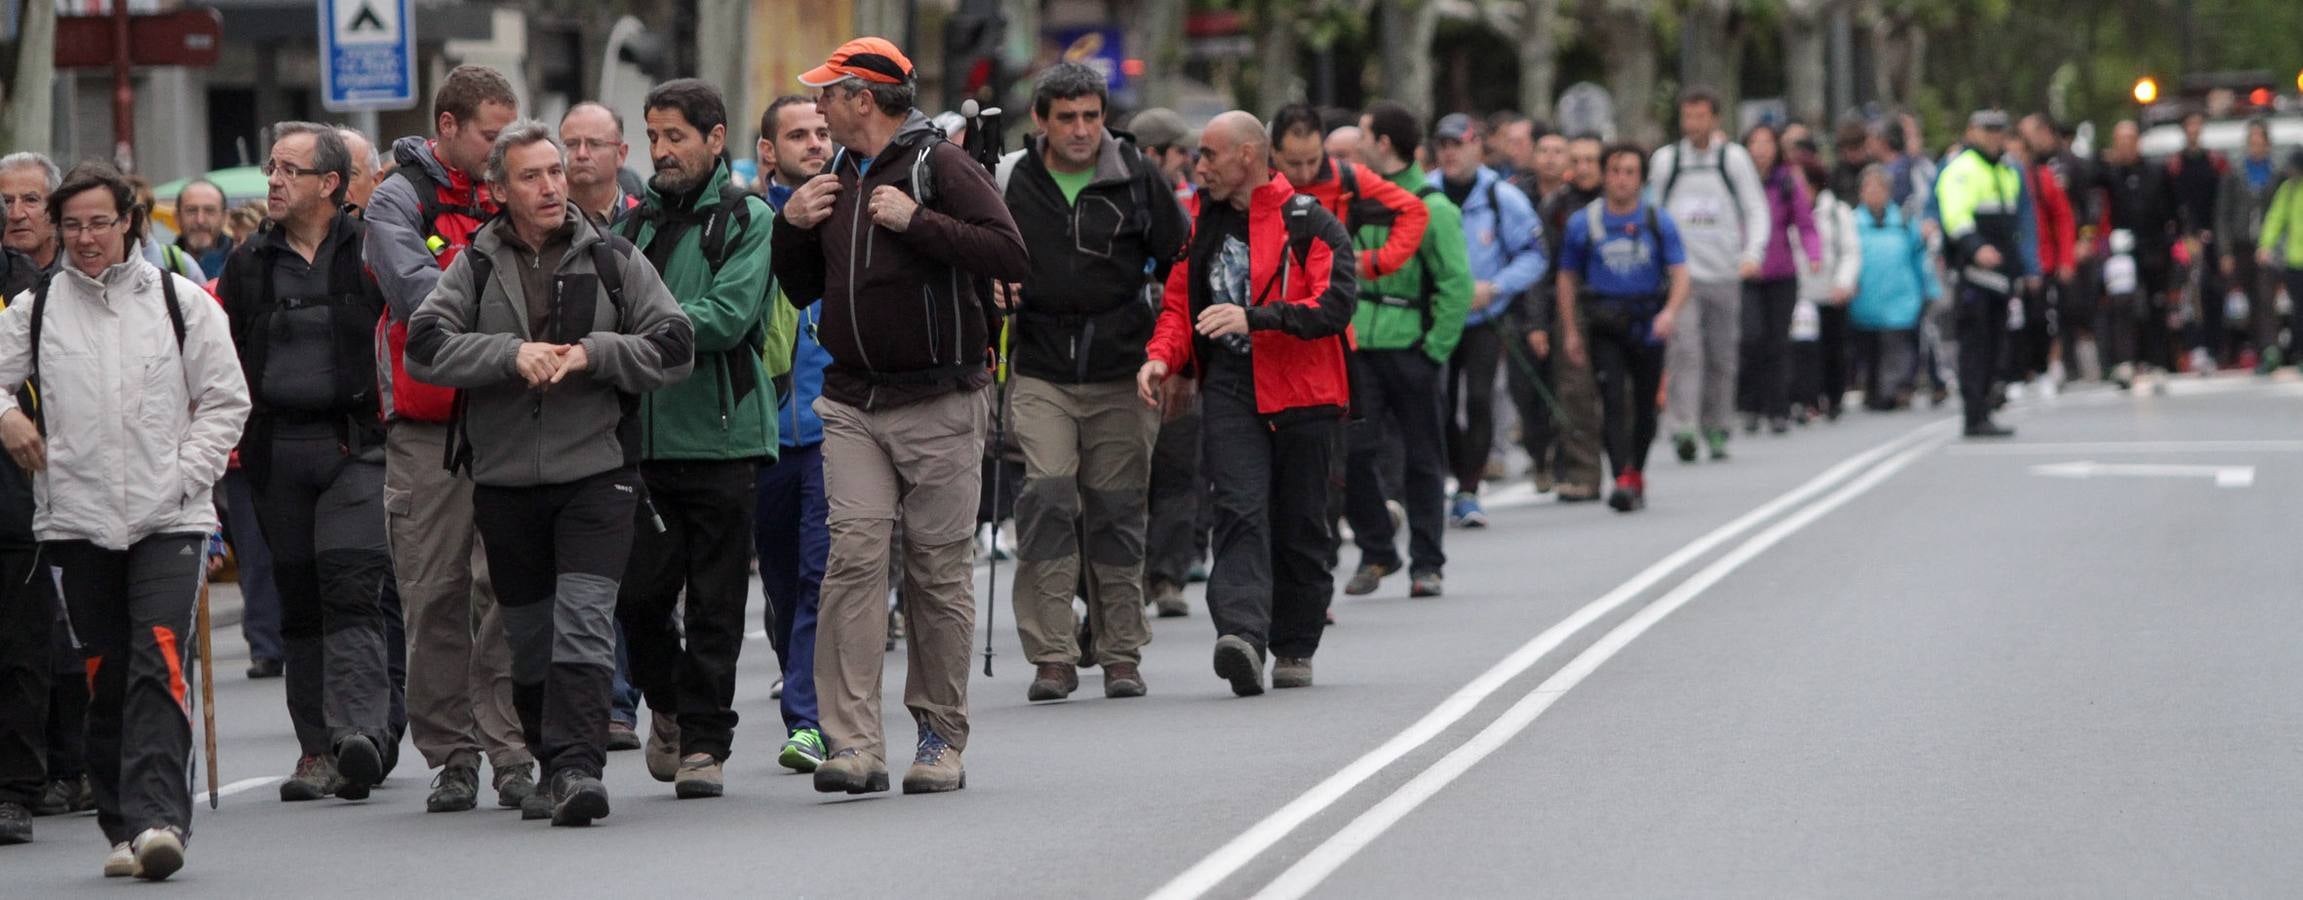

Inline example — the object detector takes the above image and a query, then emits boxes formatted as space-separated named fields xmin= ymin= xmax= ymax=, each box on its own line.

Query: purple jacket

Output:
xmin=1758 ymin=165 xmax=1823 ymax=281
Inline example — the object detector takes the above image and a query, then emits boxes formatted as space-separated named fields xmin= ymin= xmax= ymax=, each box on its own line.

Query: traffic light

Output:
xmin=2132 ymin=76 xmax=2159 ymax=105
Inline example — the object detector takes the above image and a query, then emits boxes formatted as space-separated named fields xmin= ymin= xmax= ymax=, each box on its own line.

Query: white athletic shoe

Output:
xmin=130 ymin=826 xmax=184 ymax=881
xmin=103 ymin=842 xmax=133 ymax=878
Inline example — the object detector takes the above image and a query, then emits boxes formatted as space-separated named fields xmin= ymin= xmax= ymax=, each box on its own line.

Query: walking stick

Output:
xmin=958 ymin=97 xmax=1009 ymax=679
xmin=196 ymin=579 xmax=217 ymax=809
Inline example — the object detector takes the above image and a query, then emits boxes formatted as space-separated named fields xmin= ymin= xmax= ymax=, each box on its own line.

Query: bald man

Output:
xmin=1324 ymin=126 xmax=1364 ymax=170
xmin=337 ymin=128 xmax=382 ymax=213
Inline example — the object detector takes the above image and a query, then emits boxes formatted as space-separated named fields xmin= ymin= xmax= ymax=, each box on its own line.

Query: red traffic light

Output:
xmin=2250 ymin=87 xmax=2273 ymax=107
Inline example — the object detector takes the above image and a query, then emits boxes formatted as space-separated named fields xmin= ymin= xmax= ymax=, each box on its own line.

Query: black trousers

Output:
xmin=47 ymin=600 xmax=86 ymax=782
xmin=1144 ymin=404 xmax=1204 ymax=589
xmin=2003 ymin=278 xmax=2055 ymax=381
xmin=255 ymin=431 xmax=394 ymax=758
xmin=48 ymin=534 xmax=203 ymax=845
xmin=1956 ymin=283 xmax=2012 ymax=425
xmin=1588 ymin=314 xmax=1665 ymax=478
xmin=1738 ymin=277 xmax=1800 ymax=419
xmin=474 ymin=469 xmax=638 ymax=781
xmin=1445 ymin=325 xmax=1505 ymax=494
xmin=617 ymin=459 xmax=757 ymax=762
xmin=1815 ymin=303 xmax=1851 ymax=414
xmin=0 ymin=546 xmax=54 ymax=807
xmin=1203 ymin=389 xmax=1338 ymax=660
xmin=1345 ymin=349 xmax=1448 ymax=575
xmin=1855 ymin=328 xmax=1920 ymax=409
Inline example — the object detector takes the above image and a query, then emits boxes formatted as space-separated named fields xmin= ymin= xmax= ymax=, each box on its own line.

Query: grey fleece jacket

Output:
xmin=406 ymin=211 xmax=695 ymax=488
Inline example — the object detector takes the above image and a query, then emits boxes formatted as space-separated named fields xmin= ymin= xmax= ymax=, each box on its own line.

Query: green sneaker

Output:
xmin=778 ymin=728 xmax=827 ymax=773
xmin=1704 ymin=428 xmax=1731 ymax=461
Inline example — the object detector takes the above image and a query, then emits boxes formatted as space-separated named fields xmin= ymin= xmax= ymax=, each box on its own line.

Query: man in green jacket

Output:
xmin=1340 ymin=101 xmax=1472 ymax=600
xmin=615 ymin=79 xmax=781 ymax=799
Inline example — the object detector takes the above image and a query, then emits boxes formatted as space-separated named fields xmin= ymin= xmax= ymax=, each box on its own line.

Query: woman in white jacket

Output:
xmin=0 ymin=162 xmax=248 ymax=881
xmin=1792 ymin=152 xmax=1862 ymax=421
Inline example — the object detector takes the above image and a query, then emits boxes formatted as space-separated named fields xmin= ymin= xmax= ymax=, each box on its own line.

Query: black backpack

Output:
xmin=617 ymin=182 xmax=768 ymax=406
xmin=28 ymin=269 xmax=187 ymax=436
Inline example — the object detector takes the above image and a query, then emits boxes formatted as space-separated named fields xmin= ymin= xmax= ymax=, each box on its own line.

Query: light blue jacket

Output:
xmin=1849 ymin=204 xmax=1940 ymax=331
xmin=1429 ymin=166 xmax=1546 ymax=327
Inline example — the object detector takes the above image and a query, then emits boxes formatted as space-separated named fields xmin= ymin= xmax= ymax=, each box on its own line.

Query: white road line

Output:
xmin=1143 ymin=417 xmax=1956 ymax=900
xmin=1946 ymin=440 xmax=2303 ymax=456
xmin=214 ymin=776 xmax=282 ymax=800
xmin=1251 ymin=436 xmax=1944 ymax=900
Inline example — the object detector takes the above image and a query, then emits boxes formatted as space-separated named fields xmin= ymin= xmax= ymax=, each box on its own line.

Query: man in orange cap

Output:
xmin=771 ymin=37 xmax=1028 ymax=797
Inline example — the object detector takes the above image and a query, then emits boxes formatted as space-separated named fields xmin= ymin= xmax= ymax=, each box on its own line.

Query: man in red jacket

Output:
xmin=2010 ymin=136 xmax=2075 ymax=393
xmin=1268 ymin=103 xmax=1428 ymax=283
xmin=1138 ymin=110 xmax=1357 ymax=697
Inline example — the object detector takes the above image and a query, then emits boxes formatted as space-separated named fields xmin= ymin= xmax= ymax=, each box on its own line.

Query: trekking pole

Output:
xmin=1489 ymin=318 xmax=1582 ymax=440
xmin=196 ymin=578 xmax=218 ymax=809
xmin=960 ymin=97 xmax=1009 ymax=678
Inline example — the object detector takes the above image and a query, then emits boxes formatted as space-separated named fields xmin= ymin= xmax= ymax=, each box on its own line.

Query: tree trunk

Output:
xmin=1679 ymin=0 xmax=1744 ymax=110
xmin=1783 ymin=10 xmax=1829 ymax=126
xmin=1378 ymin=0 xmax=1440 ymax=118
xmin=1134 ymin=0 xmax=1191 ymax=110
xmin=1253 ymin=0 xmax=1301 ymax=115
xmin=1594 ymin=4 xmax=1660 ymax=146
xmin=3 ymin=0 xmax=55 ymax=153
xmin=1518 ymin=0 xmax=1561 ymax=119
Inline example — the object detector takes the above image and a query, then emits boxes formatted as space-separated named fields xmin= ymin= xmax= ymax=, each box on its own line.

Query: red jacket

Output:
xmin=1149 ymin=173 xmax=1357 ymax=415
xmin=2029 ymin=162 xmax=2076 ymax=276
xmin=1291 ymin=158 xmax=1429 ymax=281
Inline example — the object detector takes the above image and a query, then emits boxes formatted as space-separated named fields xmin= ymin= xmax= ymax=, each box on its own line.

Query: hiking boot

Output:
xmin=813 ymin=748 xmax=890 ymax=794
xmin=1963 ymin=420 xmax=2017 ymax=439
xmin=1027 ymin=663 xmax=1078 ymax=702
xmin=1673 ymin=432 xmax=1699 ymax=463
xmin=1343 ymin=563 xmax=1395 ymax=596
xmin=644 ymin=711 xmax=681 ymax=782
xmin=129 ymin=826 xmax=185 ymax=881
xmin=1147 ymin=579 xmax=1189 ymax=618
xmin=520 ymin=788 xmax=551 ymax=821
xmin=674 ymin=753 xmax=724 ymax=798
xmin=279 ymin=755 xmax=343 ymax=802
xmin=1104 ymin=662 xmax=1147 ymax=698
xmin=1212 ymin=635 xmax=1264 ymax=697
xmin=1608 ymin=471 xmax=1647 ymax=512
xmin=549 ymin=771 xmax=611 ymax=827
xmin=34 ymin=775 xmax=90 ymax=816
xmin=333 ymin=734 xmax=382 ymax=800
xmin=0 ymin=801 xmax=29 ymax=845
xmin=1409 ymin=571 xmax=1444 ymax=598
xmin=1272 ymin=657 xmax=1314 ymax=689
xmin=425 ymin=762 xmax=480 ymax=813
xmin=103 ymin=841 xmax=133 ymax=877
xmin=1448 ymin=493 xmax=1488 ymax=529
xmin=244 ymin=657 xmax=283 ymax=679
xmin=779 ymin=728 xmax=827 ymax=773
xmin=606 ymin=720 xmax=641 ymax=752
xmin=901 ymin=729 xmax=965 ymax=794
xmin=1704 ymin=429 xmax=1731 ymax=461
xmin=493 ymin=762 xmax=536 ymax=809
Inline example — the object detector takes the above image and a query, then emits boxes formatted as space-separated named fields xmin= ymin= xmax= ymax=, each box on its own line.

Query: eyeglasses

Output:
xmin=260 ymin=160 xmax=324 ymax=179
xmin=567 ymin=138 xmax=622 ymax=154
xmin=58 ymin=217 xmax=122 ymax=237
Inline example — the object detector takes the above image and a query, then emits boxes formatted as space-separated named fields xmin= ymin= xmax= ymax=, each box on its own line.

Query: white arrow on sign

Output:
xmin=2030 ymin=460 xmax=2255 ymax=488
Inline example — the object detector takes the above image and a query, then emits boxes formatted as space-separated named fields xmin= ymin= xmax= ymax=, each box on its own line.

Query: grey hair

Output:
xmin=1858 ymin=163 xmax=1892 ymax=188
xmin=334 ymin=126 xmax=382 ymax=172
xmin=486 ymin=119 xmax=564 ymax=188
xmin=0 ymin=152 xmax=61 ymax=192
xmin=271 ymin=121 xmax=353 ymax=205
xmin=831 ymin=75 xmax=914 ymax=118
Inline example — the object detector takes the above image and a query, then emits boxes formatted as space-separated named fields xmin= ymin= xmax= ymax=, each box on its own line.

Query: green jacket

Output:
xmin=1350 ymin=163 xmax=1472 ymax=363
xmin=628 ymin=162 xmax=779 ymax=462
xmin=2263 ymin=178 xmax=2303 ymax=268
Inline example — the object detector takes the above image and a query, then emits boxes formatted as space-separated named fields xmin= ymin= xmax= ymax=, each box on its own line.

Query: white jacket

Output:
xmin=1796 ymin=189 xmax=1862 ymax=304
xmin=0 ymin=253 xmax=249 ymax=550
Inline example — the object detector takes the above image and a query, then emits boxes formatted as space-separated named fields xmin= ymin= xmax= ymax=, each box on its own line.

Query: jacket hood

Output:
xmin=1025 ymin=130 xmax=1138 ymax=187
xmin=59 ymin=242 xmax=159 ymax=293
xmin=471 ymin=206 xmax=605 ymax=262
xmin=391 ymin=136 xmax=457 ymax=187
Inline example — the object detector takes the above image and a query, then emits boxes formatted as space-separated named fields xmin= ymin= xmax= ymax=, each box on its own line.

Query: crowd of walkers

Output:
xmin=0 ymin=32 xmax=2296 ymax=881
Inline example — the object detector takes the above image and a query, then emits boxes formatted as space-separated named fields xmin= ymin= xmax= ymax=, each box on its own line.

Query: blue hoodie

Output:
xmin=765 ymin=182 xmax=831 ymax=449
xmin=1428 ymin=166 xmax=1546 ymax=327
xmin=1849 ymin=204 xmax=1941 ymax=331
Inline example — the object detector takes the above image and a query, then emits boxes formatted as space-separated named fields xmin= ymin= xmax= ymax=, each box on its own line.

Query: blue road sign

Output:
xmin=320 ymin=0 xmax=416 ymax=111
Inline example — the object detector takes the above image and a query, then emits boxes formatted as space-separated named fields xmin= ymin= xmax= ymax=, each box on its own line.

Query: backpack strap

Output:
xmin=698 ymin=182 xmax=753 ymax=274
xmin=27 ymin=273 xmax=48 ymax=435
xmin=589 ymin=235 xmax=630 ymax=325
xmin=1335 ymin=160 xmax=1362 ymax=232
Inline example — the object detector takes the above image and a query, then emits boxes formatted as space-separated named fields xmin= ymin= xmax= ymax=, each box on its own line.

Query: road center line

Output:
xmin=214 ymin=776 xmax=283 ymax=800
xmin=1251 ymin=436 xmax=1945 ymax=900
xmin=1946 ymin=440 xmax=2303 ymax=456
xmin=1143 ymin=418 xmax=1955 ymax=900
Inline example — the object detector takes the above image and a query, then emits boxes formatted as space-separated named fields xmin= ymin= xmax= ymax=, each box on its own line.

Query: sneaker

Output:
xmin=1608 ymin=470 xmax=1647 ymax=512
xmin=2257 ymin=346 xmax=2284 ymax=375
xmin=1674 ymin=431 xmax=1700 ymax=462
xmin=673 ymin=753 xmax=723 ymax=799
xmin=1027 ymin=662 xmax=1078 ymax=702
xmin=1147 ymin=579 xmax=1189 ymax=618
xmin=644 ymin=711 xmax=681 ymax=782
xmin=1343 ymin=562 xmax=1395 ymax=596
xmin=901 ymin=729 xmax=966 ymax=794
xmin=2188 ymin=346 xmax=2217 ymax=374
xmin=1103 ymin=662 xmax=1147 ymax=699
xmin=333 ymin=734 xmax=382 ymax=800
xmin=1705 ymin=429 xmax=1731 ymax=461
xmin=605 ymin=721 xmax=642 ymax=752
xmin=549 ymin=771 xmax=611 ymax=827
xmin=1212 ymin=635 xmax=1265 ymax=697
xmin=103 ymin=841 xmax=133 ymax=877
xmin=129 ymin=826 xmax=185 ymax=881
xmin=1448 ymin=493 xmax=1488 ymax=529
xmin=493 ymin=762 xmax=536 ymax=809
xmin=770 ymin=678 xmax=784 ymax=700
xmin=1409 ymin=571 xmax=1443 ymax=598
xmin=425 ymin=762 xmax=480 ymax=813
xmin=0 ymin=801 xmax=29 ymax=845
xmin=244 ymin=657 xmax=283 ymax=679
xmin=279 ymin=754 xmax=343 ymax=802
xmin=1272 ymin=657 xmax=1314 ymax=689
xmin=34 ymin=775 xmax=90 ymax=816
xmin=813 ymin=748 xmax=890 ymax=794
xmin=2111 ymin=361 xmax=2136 ymax=389
xmin=779 ymin=728 xmax=827 ymax=773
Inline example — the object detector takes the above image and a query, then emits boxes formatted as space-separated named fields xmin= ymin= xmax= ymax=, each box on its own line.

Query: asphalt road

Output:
xmin=10 ymin=375 xmax=2301 ymax=898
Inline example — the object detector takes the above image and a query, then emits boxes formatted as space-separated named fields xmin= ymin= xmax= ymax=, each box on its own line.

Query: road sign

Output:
xmin=54 ymin=9 xmax=223 ymax=69
xmin=319 ymin=0 xmax=416 ymax=112
xmin=2030 ymin=460 xmax=2255 ymax=488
